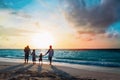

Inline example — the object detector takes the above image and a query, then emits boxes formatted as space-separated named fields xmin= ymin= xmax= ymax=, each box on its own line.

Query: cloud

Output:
xmin=10 ymin=11 xmax=31 ymax=19
xmin=0 ymin=10 xmax=33 ymax=31
xmin=106 ymin=31 xmax=120 ymax=39
xmin=76 ymin=33 xmax=94 ymax=41
xmin=0 ymin=25 xmax=34 ymax=37
xmin=62 ymin=0 xmax=120 ymax=35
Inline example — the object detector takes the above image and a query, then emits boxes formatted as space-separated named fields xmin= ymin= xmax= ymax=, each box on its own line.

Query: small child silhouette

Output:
xmin=31 ymin=49 xmax=36 ymax=64
xmin=39 ymin=53 xmax=43 ymax=65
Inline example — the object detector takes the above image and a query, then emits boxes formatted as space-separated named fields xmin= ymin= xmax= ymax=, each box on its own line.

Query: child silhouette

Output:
xmin=39 ymin=53 xmax=43 ymax=65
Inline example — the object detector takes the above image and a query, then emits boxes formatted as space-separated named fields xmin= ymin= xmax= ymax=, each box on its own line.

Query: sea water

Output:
xmin=0 ymin=49 xmax=120 ymax=67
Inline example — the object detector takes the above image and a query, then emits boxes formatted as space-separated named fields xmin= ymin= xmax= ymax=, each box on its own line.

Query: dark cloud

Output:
xmin=106 ymin=32 xmax=120 ymax=39
xmin=62 ymin=0 xmax=120 ymax=34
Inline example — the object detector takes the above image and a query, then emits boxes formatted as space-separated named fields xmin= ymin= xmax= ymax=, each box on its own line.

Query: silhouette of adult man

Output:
xmin=45 ymin=45 xmax=54 ymax=65
xmin=24 ymin=45 xmax=31 ymax=63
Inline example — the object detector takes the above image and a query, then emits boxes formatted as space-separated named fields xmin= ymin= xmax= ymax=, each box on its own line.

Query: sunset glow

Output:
xmin=0 ymin=0 xmax=120 ymax=49
xmin=30 ymin=32 xmax=55 ymax=49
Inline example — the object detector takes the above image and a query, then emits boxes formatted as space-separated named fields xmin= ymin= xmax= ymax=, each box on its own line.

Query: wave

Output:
xmin=53 ymin=58 xmax=120 ymax=67
xmin=0 ymin=49 xmax=120 ymax=68
xmin=0 ymin=56 xmax=120 ymax=67
xmin=0 ymin=55 xmax=24 ymax=59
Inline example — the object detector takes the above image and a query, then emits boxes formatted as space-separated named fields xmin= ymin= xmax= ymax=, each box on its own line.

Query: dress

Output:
xmin=31 ymin=52 xmax=36 ymax=61
xmin=39 ymin=54 xmax=42 ymax=61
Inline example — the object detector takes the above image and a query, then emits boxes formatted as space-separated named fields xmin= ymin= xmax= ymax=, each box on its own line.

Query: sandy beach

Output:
xmin=0 ymin=61 xmax=119 ymax=80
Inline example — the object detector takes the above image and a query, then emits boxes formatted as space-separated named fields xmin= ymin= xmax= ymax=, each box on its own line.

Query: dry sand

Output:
xmin=0 ymin=61 xmax=120 ymax=80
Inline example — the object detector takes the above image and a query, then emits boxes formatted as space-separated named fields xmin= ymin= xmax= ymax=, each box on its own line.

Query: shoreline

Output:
xmin=0 ymin=57 xmax=120 ymax=74
xmin=0 ymin=60 xmax=120 ymax=80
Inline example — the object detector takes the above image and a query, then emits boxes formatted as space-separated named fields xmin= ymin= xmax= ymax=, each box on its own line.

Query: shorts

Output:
xmin=48 ymin=57 xmax=52 ymax=61
xmin=25 ymin=54 xmax=29 ymax=59
xmin=39 ymin=58 xmax=42 ymax=61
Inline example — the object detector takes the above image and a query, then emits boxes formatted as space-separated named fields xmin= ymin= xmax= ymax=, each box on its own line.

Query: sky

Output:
xmin=0 ymin=0 xmax=120 ymax=49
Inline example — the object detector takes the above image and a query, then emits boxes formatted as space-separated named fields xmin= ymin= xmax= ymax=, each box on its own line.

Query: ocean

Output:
xmin=0 ymin=49 xmax=120 ymax=67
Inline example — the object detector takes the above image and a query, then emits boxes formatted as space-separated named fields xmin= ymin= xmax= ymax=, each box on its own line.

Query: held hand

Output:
xmin=43 ymin=53 xmax=46 ymax=56
xmin=43 ymin=54 xmax=45 ymax=56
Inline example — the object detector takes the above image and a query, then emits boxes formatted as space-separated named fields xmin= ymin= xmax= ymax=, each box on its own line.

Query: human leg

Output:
xmin=25 ymin=54 xmax=27 ymax=63
xmin=26 ymin=55 xmax=29 ymax=63
xmin=49 ymin=57 xmax=52 ymax=65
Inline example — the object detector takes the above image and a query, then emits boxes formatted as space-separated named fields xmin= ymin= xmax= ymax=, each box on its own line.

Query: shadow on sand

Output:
xmin=0 ymin=64 xmax=96 ymax=80
xmin=0 ymin=64 xmax=33 ymax=79
xmin=51 ymin=65 xmax=79 ymax=80
xmin=51 ymin=65 xmax=96 ymax=80
xmin=38 ymin=64 xmax=42 ymax=72
xmin=0 ymin=64 xmax=24 ymax=72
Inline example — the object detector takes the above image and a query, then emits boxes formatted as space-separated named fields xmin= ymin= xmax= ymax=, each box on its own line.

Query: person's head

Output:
xmin=27 ymin=45 xmax=29 ymax=48
xmin=33 ymin=49 xmax=35 ymax=52
xmin=49 ymin=45 xmax=52 ymax=49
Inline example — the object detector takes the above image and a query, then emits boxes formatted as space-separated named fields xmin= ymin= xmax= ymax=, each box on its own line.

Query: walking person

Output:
xmin=24 ymin=45 xmax=31 ymax=63
xmin=31 ymin=49 xmax=36 ymax=64
xmin=45 ymin=45 xmax=54 ymax=65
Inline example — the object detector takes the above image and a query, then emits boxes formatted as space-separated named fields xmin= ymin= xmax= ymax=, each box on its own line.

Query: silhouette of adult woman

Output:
xmin=24 ymin=45 xmax=31 ymax=63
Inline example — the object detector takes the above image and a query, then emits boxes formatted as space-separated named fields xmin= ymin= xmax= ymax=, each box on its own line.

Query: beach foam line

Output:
xmin=0 ymin=57 xmax=120 ymax=74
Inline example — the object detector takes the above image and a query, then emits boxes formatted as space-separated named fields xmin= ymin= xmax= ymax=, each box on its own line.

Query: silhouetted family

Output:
xmin=24 ymin=45 xmax=54 ymax=65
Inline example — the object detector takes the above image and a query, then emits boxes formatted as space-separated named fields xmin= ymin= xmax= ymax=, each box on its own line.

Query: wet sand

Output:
xmin=0 ymin=61 xmax=120 ymax=80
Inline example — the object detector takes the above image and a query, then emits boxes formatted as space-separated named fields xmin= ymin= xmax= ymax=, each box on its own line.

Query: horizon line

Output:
xmin=0 ymin=48 xmax=120 ymax=50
